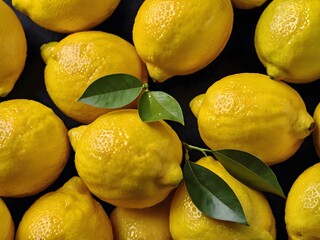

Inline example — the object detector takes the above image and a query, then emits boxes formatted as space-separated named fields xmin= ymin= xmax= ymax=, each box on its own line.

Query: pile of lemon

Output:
xmin=0 ymin=0 xmax=319 ymax=239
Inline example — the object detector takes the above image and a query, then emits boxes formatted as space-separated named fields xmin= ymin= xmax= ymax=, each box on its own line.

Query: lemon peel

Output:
xmin=285 ymin=163 xmax=320 ymax=239
xmin=12 ymin=0 xmax=121 ymax=33
xmin=255 ymin=0 xmax=320 ymax=83
xmin=133 ymin=0 xmax=233 ymax=82
xmin=69 ymin=109 xmax=183 ymax=208
xmin=41 ymin=31 xmax=147 ymax=124
xmin=170 ymin=156 xmax=276 ymax=239
xmin=191 ymin=73 xmax=314 ymax=165
xmin=0 ymin=198 xmax=14 ymax=240
xmin=0 ymin=1 xmax=27 ymax=97
xmin=15 ymin=177 xmax=113 ymax=239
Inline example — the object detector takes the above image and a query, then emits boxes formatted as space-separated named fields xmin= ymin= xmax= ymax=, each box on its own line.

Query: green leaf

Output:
xmin=213 ymin=149 xmax=285 ymax=198
xmin=138 ymin=91 xmax=184 ymax=125
xmin=78 ymin=73 xmax=143 ymax=108
xmin=183 ymin=160 xmax=248 ymax=225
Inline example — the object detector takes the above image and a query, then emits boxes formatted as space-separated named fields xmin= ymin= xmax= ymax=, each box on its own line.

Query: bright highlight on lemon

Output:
xmin=170 ymin=157 xmax=276 ymax=240
xmin=190 ymin=73 xmax=314 ymax=165
xmin=12 ymin=0 xmax=121 ymax=33
xmin=69 ymin=109 xmax=183 ymax=209
xmin=255 ymin=0 xmax=320 ymax=83
xmin=41 ymin=31 xmax=147 ymax=124
xmin=285 ymin=162 xmax=320 ymax=239
xmin=133 ymin=0 xmax=233 ymax=82
xmin=110 ymin=195 xmax=172 ymax=240
xmin=16 ymin=177 xmax=113 ymax=240
xmin=0 ymin=1 xmax=27 ymax=97
xmin=0 ymin=99 xmax=70 ymax=197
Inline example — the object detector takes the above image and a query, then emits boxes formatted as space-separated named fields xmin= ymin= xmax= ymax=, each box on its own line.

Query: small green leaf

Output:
xmin=78 ymin=73 xmax=143 ymax=108
xmin=138 ymin=91 xmax=184 ymax=125
xmin=183 ymin=160 xmax=248 ymax=225
xmin=213 ymin=149 xmax=285 ymax=198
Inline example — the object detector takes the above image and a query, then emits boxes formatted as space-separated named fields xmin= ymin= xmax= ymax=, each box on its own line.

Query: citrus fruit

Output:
xmin=190 ymin=73 xmax=314 ymax=165
xmin=68 ymin=109 xmax=183 ymax=208
xmin=231 ymin=0 xmax=268 ymax=9
xmin=170 ymin=156 xmax=276 ymax=239
xmin=132 ymin=0 xmax=233 ymax=82
xmin=0 ymin=0 xmax=27 ymax=97
xmin=0 ymin=99 xmax=70 ymax=197
xmin=0 ymin=198 xmax=14 ymax=240
xmin=41 ymin=31 xmax=147 ymax=124
xmin=12 ymin=0 xmax=120 ymax=33
xmin=110 ymin=194 xmax=172 ymax=239
xmin=254 ymin=0 xmax=320 ymax=83
xmin=285 ymin=162 xmax=320 ymax=239
xmin=15 ymin=176 xmax=113 ymax=240
xmin=313 ymin=102 xmax=320 ymax=158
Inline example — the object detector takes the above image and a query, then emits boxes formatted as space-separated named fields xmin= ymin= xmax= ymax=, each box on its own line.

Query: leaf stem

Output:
xmin=182 ymin=142 xmax=214 ymax=157
xmin=142 ymin=83 xmax=149 ymax=91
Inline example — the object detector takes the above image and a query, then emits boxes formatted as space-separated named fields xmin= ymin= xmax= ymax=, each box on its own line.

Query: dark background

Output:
xmin=2 ymin=0 xmax=320 ymax=239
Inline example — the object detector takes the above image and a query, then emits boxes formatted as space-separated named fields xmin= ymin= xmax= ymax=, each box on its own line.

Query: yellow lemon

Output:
xmin=41 ymin=31 xmax=147 ymax=124
xmin=231 ymin=0 xmax=268 ymax=9
xmin=68 ymin=109 xmax=183 ymax=209
xmin=190 ymin=73 xmax=314 ymax=165
xmin=15 ymin=176 xmax=113 ymax=240
xmin=313 ymin=102 xmax=320 ymax=157
xmin=0 ymin=198 xmax=14 ymax=240
xmin=110 ymin=194 xmax=172 ymax=239
xmin=169 ymin=156 xmax=276 ymax=240
xmin=0 ymin=99 xmax=70 ymax=197
xmin=254 ymin=0 xmax=320 ymax=83
xmin=12 ymin=0 xmax=120 ymax=33
xmin=285 ymin=162 xmax=320 ymax=239
xmin=132 ymin=0 xmax=233 ymax=82
xmin=0 ymin=1 xmax=27 ymax=97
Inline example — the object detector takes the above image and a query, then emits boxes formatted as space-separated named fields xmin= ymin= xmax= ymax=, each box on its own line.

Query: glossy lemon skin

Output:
xmin=110 ymin=195 xmax=172 ymax=240
xmin=190 ymin=73 xmax=314 ymax=165
xmin=16 ymin=177 xmax=113 ymax=240
xmin=255 ymin=0 xmax=320 ymax=83
xmin=0 ymin=198 xmax=14 ymax=240
xmin=285 ymin=163 xmax=320 ymax=239
xmin=12 ymin=0 xmax=120 ymax=33
xmin=313 ymin=103 xmax=320 ymax=158
xmin=133 ymin=0 xmax=233 ymax=82
xmin=41 ymin=31 xmax=147 ymax=124
xmin=0 ymin=99 xmax=70 ymax=197
xmin=69 ymin=109 xmax=183 ymax=209
xmin=169 ymin=156 xmax=276 ymax=240
xmin=231 ymin=0 xmax=268 ymax=9
xmin=0 ymin=1 xmax=27 ymax=97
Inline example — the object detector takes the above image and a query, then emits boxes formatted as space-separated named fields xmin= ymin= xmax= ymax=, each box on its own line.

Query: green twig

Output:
xmin=142 ymin=82 xmax=149 ymax=91
xmin=182 ymin=142 xmax=214 ymax=158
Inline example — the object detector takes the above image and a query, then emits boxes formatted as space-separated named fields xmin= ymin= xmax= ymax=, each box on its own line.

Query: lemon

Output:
xmin=0 ymin=1 xmax=27 ymax=97
xmin=0 ymin=99 xmax=70 ymax=197
xmin=190 ymin=73 xmax=314 ymax=165
xmin=41 ymin=31 xmax=147 ymax=124
xmin=15 ymin=176 xmax=113 ymax=239
xmin=68 ymin=109 xmax=183 ymax=208
xmin=12 ymin=0 xmax=120 ymax=33
xmin=110 ymin=194 xmax=172 ymax=239
xmin=231 ymin=0 xmax=268 ymax=9
xmin=313 ymin=102 xmax=320 ymax=158
xmin=0 ymin=198 xmax=14 ymax=240
xmin=132 ymin=0 xmax=233 ymax=83
xmin=285 ymin=162 xmax=320 ymax=239
xmin=254 ymin=0 xmax=320 ymax=83
xmin=169 ymin=156 xmax=276 ymax=240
